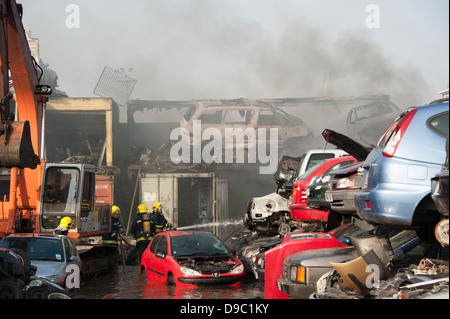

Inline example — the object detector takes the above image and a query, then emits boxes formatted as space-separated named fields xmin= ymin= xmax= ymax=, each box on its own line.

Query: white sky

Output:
xmin=19 ymin=0 xmax=449 ymax=106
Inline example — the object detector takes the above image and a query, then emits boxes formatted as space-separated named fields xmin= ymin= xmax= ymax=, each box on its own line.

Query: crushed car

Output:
xmin=320 ymin=129 xmax=372 ymax=215
xmin=263 ymin=219 xmax=365 ymax=299
xmin=243 ymin=148 xmax=348 ymax=236
xmin=313 ymin=229 xmax=449 ymax=299
xmin=289 ymin=156 xmax=357 ymax=233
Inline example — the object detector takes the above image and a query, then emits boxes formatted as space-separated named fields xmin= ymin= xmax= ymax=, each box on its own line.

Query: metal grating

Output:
xmin=93 ymin=66 xmax=136 ymax=106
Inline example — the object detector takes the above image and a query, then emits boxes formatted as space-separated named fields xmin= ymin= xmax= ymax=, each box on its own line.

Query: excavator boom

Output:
xmin=0 ymin=0 xmax=46 ymax=168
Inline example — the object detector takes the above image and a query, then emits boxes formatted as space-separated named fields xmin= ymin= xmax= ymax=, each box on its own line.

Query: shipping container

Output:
xmin=138 ymin=172 xmax=230 ymax=239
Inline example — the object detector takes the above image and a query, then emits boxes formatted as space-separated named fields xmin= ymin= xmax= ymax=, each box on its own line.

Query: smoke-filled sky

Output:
xmin=20 ymin=0 xmax=449 ymax=107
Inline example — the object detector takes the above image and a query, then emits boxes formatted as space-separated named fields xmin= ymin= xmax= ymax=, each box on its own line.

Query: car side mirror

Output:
xmin=68 ymin=255 xmax=77 ymax=262
xmin=155 ymin=251 xmax=166 ymax=259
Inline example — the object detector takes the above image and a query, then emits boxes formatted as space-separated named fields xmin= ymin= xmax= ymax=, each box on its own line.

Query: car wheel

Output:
xmin=24 ymin=286 xmax=52 ymax=299
xmin=435 ymin=218 xmax=449 ymax=247
xmin=0 ymin=279 xmax=24 ymax=299
xmin=167 ymin=272 xmax=176 ymax=286
xmin=44 ymin=291 xmax=73 ymax=299
xmin=140 ymin=266 xmax=147 ymax=280
xmin=278 ymin=223 xmax=291 ymax=236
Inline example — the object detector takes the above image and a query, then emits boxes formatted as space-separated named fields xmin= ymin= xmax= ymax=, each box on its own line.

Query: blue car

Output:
xmin=355 ymin=98 xmax=449 ymax=235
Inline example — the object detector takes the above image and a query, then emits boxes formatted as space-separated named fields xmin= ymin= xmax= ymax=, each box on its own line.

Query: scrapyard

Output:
xmin=0 ymin=0 xmax=448 ymax=304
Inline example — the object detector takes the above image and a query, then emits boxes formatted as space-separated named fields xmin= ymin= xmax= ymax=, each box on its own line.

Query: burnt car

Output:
xmin=180 ymin=99 xmax=313 ymax=157
xmin=346 ymin=99 xmax=401 ymax=146
xmin=320 ymin=129 xmax=372 ymax=215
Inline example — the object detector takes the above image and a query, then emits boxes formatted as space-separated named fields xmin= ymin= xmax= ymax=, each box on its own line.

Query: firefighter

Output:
xmin=150 ymin=202 xmax=172 ymax=234
xmin=130 ymin=203 xmax=155 ymax=263
xmin=54 ymin=216 xmax=73 ymax=235
xmin=102 ymin=205 xmax=124 ymax=245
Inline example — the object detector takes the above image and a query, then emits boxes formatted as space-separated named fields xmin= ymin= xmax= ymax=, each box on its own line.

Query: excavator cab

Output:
xmin=39 ymin=163 xmax=109 ymax=237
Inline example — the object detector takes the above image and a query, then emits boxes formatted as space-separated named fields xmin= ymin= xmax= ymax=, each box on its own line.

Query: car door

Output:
xmin=142 ymin=235 xmax=160 ymax=280
xmin=223 ymin=109 xmax=256 ymax=155
xmin=151 ymin=234 xmax=170 ymax=282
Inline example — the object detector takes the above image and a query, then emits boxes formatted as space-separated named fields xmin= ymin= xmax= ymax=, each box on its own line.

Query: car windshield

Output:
xmin=0 ymin=237 xmax=64 ymax=262
xmin=298 ymin=161 xmax=324 ymax=180
xmin=171 ymin=234 xmax=231 ymax=257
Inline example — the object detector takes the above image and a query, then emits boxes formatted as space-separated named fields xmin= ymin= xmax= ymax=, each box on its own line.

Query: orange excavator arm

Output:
xmin=1 ymin=0 xmax=50 ymax=168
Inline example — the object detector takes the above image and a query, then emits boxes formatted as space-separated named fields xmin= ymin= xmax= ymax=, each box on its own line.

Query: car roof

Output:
xmin=2 ymin=233 xmax=65 ymax=239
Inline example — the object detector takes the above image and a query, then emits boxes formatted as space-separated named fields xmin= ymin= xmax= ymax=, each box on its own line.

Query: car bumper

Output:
xmin=178 ymin=274 xmax=245 ymax=285
xmin=290 ymin=206 xmax=329 ymax=221
xmin=276 ymin=277 xmax=315 ymax=299
xmin=355 ymin=183 xmax=431 ymax=227
xmin=328 ymin=189 xmax=360 ymax=214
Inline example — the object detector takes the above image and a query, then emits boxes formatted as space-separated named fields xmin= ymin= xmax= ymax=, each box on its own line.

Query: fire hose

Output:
xmin=118 ymin=233 xmax=136 ymax=274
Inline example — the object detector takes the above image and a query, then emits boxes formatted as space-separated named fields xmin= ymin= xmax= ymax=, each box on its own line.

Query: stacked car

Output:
xmin=264 ymin=98 xmax=449 ymax=299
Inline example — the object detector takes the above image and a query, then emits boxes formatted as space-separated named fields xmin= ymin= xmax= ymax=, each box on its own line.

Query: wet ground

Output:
xmin=74 ymin=266 xmax=264 ymax=299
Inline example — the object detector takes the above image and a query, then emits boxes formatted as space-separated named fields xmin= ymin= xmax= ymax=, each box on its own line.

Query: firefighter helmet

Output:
xmin=152 ymin=202 xmax=163 ymax=213
xmin=60 ymin=216 xmax=73 ymax=229
xmin=111 ymin=205 xmax=120 ymax=215
xmin=137 ymin=204 xmax=148 ymax=214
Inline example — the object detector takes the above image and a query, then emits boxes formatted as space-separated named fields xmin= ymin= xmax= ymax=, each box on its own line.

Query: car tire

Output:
xmin=24 ymin=286 xmax=53 ymax=299
xmin=140 ymin=266 xmax=147 ymax=280
xmin=44 ymin=291 xmax=74 ymax=299
xmin=167 ymin=272 xmax=175 ymax=286
xmin=0 ymin=279 xmax=24 ymax=299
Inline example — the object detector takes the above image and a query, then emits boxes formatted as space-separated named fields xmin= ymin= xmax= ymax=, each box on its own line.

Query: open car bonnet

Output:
xmin=322 ymin=129 xmax=371 ymax=162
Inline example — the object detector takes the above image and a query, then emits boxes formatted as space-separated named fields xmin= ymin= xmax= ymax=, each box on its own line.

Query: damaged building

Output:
xmin=41 ymin=93 xmax=400 ymax=241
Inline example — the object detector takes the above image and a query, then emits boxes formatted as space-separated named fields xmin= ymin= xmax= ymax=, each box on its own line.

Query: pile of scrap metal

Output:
xmin=314 ymin=233 xmax=449 ymax=299
xmin=131 ymin=141 xmax=211 ymax=173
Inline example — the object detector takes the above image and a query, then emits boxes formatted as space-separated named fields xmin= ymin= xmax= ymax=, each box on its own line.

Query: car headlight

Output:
xmin=321 ymin=175 xmax=330 ymax=183
xmin=336 ymin=177 xmax=356 ymax=189
xmin=179 ymin=266 xmax=202 ymax=276
xmin=289 ymin=266 xmax=305 ymax=283
xmin=230 ymin=264 xmax=244 ymax=274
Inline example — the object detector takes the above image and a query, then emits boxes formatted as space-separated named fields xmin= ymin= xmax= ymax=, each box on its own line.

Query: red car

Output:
xmin=140 ymin=230 xmax=245 ymax=286
xmin=264 ymin=222 xmax=355 ymax=299
xmin=289 ymin=156 xmax=357 ymax=223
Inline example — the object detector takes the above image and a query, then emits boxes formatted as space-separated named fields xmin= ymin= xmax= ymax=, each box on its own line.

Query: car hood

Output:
xmin=32 ymin=260 xmax=66 ymax=277
xmin=285 ymin=246 xmax=357 ymax=267
xmin=322 ymin=129 xmax=371 ymax=162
